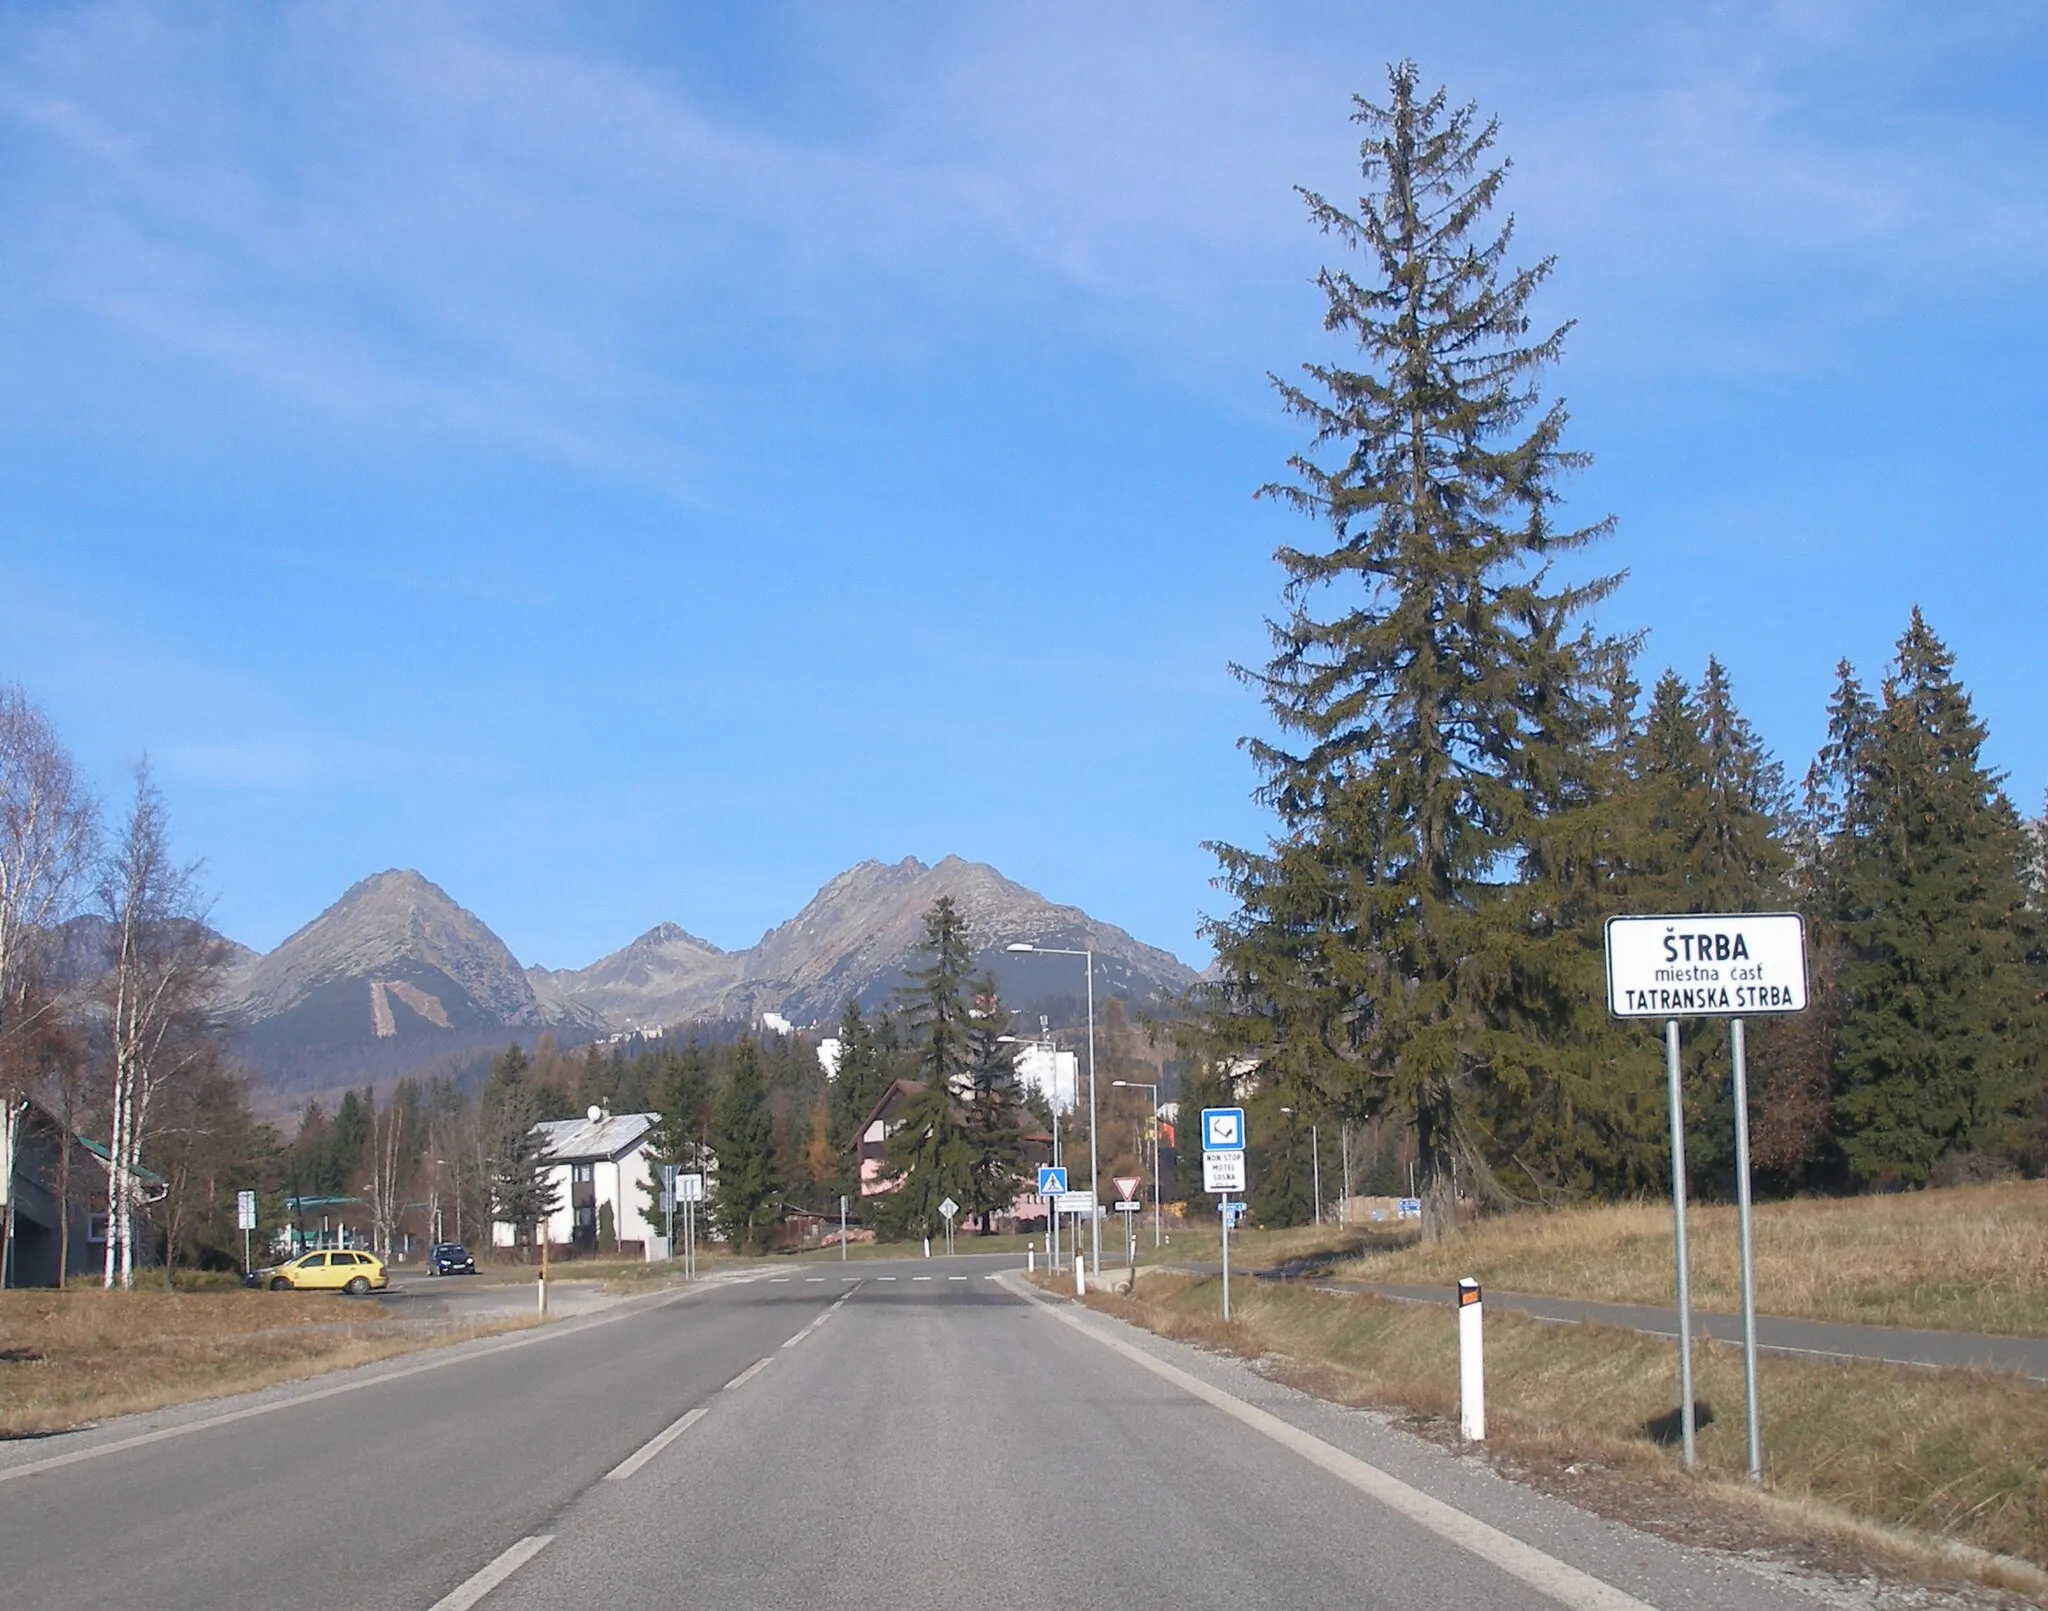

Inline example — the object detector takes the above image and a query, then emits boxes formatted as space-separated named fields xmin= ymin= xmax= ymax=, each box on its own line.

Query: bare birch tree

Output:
xmin=0 ymin=686 xmax=97 ymax=1282
xmin=100 ymin=763 xmax=223 ymax=1288
xmin=363 ymin=1083 xmax=420 ymax=1259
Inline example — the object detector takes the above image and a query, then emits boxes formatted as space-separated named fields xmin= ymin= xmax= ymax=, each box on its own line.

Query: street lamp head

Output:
xmin=1005 ymin=942 xmax=1035 ymax=952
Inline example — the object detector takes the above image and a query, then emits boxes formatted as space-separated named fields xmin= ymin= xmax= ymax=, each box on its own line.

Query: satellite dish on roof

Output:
xmin=587 ymin=1105 xmax=603 ymax=1123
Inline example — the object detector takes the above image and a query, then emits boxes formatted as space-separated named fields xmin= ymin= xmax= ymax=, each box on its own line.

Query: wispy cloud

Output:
xmin=2 ymin=1 xmax=2041 ymax=471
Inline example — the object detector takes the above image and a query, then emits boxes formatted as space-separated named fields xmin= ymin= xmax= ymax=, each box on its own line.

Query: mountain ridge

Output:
xmin=222 ymin=858 xmax=1197 ymax=1102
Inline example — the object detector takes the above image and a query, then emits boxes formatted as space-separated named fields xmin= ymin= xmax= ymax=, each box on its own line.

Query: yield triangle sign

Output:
xmin=1114 ymin=1176 xmax=1142 ymax=1201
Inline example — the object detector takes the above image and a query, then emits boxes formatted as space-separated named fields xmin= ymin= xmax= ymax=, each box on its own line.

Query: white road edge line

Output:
xmin=427 ymin=1534 xmax=553 ymax=1611
xmin=783 ymin=1285 xmax=859 ymax=1348
xmin=1008 ymin=1275 xmax=1652 ymax=1611
xmin=605 ymin=1404 xmax=709 ymax=1482
xmin=0 ymin=1277 xmax=744 ymax=1488
xmin=724 ymin=1357 xmax=772 ymax=1391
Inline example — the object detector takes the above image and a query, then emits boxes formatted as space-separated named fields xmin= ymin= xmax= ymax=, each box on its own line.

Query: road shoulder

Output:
xmin=1002 ymin=1272 xmax=2025 ymax=1610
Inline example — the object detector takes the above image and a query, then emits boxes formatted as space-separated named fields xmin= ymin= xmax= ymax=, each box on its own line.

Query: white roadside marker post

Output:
xmin=1028 ymin=1244 xmax=1035 ymax=1275
xmin=1074 ymin=1251 xmax=1086 ymax=1297
xmin=1457 ymin=1278 xmax=1485 ymax=1442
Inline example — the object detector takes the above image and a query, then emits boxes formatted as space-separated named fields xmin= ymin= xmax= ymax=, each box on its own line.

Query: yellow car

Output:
xmin=261 ymin=1249 xmax=388 ymax=1295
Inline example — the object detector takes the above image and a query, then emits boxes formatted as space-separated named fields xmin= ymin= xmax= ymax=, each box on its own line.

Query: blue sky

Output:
xmin=3 ymin=1 xmax=2043 ymax=969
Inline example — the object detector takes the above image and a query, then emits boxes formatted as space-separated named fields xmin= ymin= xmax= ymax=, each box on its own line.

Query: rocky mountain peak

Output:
xmin=228 ymin=867 xmax=562 ymax=1030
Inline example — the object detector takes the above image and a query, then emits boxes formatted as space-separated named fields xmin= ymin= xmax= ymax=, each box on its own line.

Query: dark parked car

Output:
xmin=427 ymin=1242 xmax=476 ymax=1276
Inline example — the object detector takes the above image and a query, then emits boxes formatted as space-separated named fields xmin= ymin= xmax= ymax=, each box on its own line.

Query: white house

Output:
xmin=493 ymin=1109 xmax=662 ymax=1253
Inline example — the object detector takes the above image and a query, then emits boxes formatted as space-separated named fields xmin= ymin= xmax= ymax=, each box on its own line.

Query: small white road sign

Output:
xmin=1055 ymin=1190 xmax=1098 ymax=1216
xmin=1114 ymin=1175 xmax=1142 ymax=1201
xmin=1605 ymin=913 xmax=1808 ymax=1019
xmin=236 ymin=1190 xmax=257 ymax=1231
xmin=1112 ymin=1200 xmax=1143 ymax=1213
xmin=1201 ymin=1107 xmax=1245 ymax=1150
xmin=938 ymin=1197 xmax=958 ymax=1221
xmin=676 ymin=1172 xmax=706 ymax=1203
xmin=1037 ymin=1165 xmax=1068 ymax=1197
xmin=1202 ymin=1151 xmax=1246 ymax=1193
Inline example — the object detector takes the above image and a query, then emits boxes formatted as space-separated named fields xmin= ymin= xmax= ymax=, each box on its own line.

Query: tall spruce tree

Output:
xmin=961 ymin=978 xmax=1026 ymax=1233
xmin=482 ymin=1048 xmax=558 ymax=1250
xmin=877 ymin=898 xmax=977 ymax=1239
xmin=710 ymin=1038 xmax=780 ymax=1250
xmin=1608 ymin=662 xmax=1792 ymax=1190
xmin=1206 ymin=64 xmax=1620 ymax=1239
xmin=1827 ymin=611 xmax=2044 ymax=1182
xmin=639 ymin=1044 xmax=712 ymax=1231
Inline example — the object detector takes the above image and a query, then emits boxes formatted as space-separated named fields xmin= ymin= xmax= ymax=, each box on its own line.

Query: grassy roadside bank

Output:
xmin=0 ymin=1289 xmax=539 ymax=1438
xmin=1075 ymin=1270 xmax=2048 ymax=1600
xmin=1347 ymin=1183 xmax=2048 ymax=1336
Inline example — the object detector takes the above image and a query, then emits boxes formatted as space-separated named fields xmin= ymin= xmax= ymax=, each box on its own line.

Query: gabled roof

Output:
xmin=23 ymin=1101 xmax=166 ymax=1186
xmin=533 ymin=1111 xmax=657 ymax=1164
xmin=850 ymin=1080 xmax=926 ymax=1151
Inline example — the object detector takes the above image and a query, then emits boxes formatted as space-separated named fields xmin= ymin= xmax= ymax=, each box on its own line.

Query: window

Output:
xmin=572 ymin=1164 xmax=594 ymax=1183
xmin=86 ymin=1213 xmax=108 ymax=1245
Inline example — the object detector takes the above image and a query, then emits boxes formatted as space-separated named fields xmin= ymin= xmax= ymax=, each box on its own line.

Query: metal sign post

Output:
xmin=1664 ymin=1017 xmax=1698 ymax=1469
xmin=1201 ymin=1107 xmax=1250 ymax=1323
xmin=939 ymin=1196 xmax=958 ymax=1256
xmin=236 ymin=1189 xmax=257 ymax=1278
xmin=1037 ymin=1166 xmax=1067 ymax=1272
xmin=676 ymin=1172 xmax=704 ymax=1281
xmin=1219 ymin=1195 xmax=1232 ymax=1321
xmin=1731 ymin=1017 xmax=1763 ymax=1485
xmin=661 ymin=1164 xmax=678 ymax=1262
xmin=1607 ymin=913 xmax=1807 ymax=1484
xmin=840 ymin=1194 xmax=848 ymax=1262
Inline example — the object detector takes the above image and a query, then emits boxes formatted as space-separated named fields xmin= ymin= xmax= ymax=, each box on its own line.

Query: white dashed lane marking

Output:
xmin=427 ymin=1535 xmax=554 ymax=1611
xmin=606 ymin=1406 xmax=708 ymax=1482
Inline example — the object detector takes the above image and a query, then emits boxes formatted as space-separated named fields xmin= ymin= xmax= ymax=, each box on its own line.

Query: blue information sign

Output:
xmin=1201 ymin=1107 xmax=1246 ymax=1151
xmin=1037 ymin=1165 xmax=1069 ymax=1197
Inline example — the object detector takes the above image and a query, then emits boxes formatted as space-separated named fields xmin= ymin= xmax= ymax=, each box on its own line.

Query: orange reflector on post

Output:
xmin=1457 ymin=1277 xmax=1482 ymax=1307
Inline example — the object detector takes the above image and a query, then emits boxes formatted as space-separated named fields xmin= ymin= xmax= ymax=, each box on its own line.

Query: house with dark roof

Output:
xmin=2 ymin=1096 xmax=157 ymax=1287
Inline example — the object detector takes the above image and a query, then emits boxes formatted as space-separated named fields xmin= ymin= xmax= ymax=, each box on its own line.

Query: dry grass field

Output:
xmin=1088 ymin=1270 xmax=2048 ymax=1598
xmin=1349 ymin=1183 xmax=2048 ymax=1336
xmin=0 ymin=1288 xmax=534 ymax=1438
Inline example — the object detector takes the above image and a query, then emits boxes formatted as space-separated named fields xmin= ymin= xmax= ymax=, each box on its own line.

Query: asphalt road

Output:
xmin=0 ymin=1255 xmax=1899 ymax=1610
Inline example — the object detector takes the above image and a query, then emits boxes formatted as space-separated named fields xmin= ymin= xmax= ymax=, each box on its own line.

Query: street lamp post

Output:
xmin=1007 ymin=942 xmax=1100 ymax=1278
xmin=1112 ymin=1079 xmax=1162 ymax=1248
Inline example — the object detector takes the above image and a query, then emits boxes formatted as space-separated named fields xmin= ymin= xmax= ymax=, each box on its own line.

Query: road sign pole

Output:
xmin=1152 ymin=1109 xmax=1162 ymax=1249
xmin=1220 ymin=1194 xmax=1231 ymax=1321
xmin=1086 ymin=952 xmax=1100 ymax=1280
xmin=840 ymin=1194 xmax=848 ymax=1262
xmin=1732 ymin=1017 xmax=1763 ymax=1485
xmin=1665 ymin=1017 xmax=1697 ymax=1469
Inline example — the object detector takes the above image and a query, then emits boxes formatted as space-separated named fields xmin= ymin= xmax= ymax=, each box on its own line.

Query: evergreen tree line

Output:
xmin=1202 ymin=64 xmax=2045 ymax=1238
